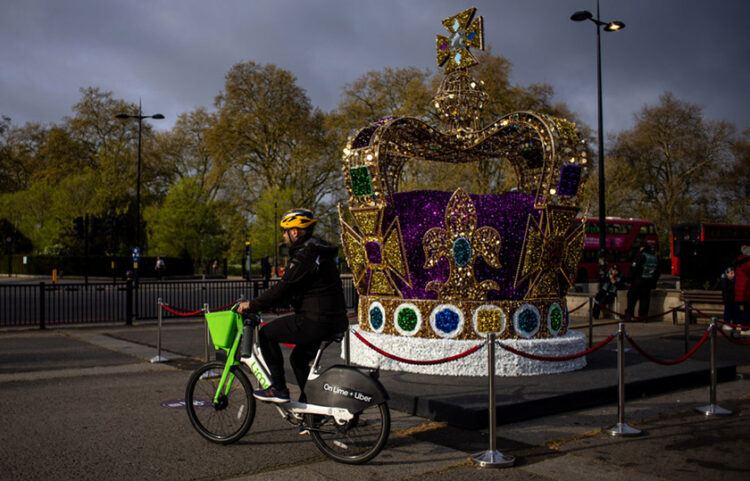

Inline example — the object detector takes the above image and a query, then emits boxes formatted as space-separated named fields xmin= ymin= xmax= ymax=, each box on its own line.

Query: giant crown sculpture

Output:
xmin=339 ymin=8 xmax=589 ymax=344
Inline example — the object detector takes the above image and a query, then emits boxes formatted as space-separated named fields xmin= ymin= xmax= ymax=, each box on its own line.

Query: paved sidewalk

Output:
xmin=1 ymin=317 xmax=748 ymax=480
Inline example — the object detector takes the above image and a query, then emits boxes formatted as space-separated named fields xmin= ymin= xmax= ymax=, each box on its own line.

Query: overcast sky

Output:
xmin=2 ymin=0 xmax=749 ymax=138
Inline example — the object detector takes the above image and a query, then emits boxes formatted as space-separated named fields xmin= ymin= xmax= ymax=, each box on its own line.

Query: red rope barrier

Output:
xmin=690 ymin=306 xmax=722 ymax=319
xmin=351 ymin=329 xmax=484 ymax=365
xmin=625 ymin=328 xmax=711 ymax=365
xmin=163 ymin=303 xmax=199 ymax=313
xmin=718 ymin=327 xmax=750 ymax=345
xmin=596 ymin=301 xmax=684 ymax=321
xmin=495 ymin=333 xmax=617 ymax=362
xmin=162 ymin=304 xmax=203 ymax=316
xmin=716 ymin=319 xmax=750 ymax=330
xmin=213 ymin=302 xmax=236 ymax=311
xmin=568 ymin=299 xmax=589 ymax=314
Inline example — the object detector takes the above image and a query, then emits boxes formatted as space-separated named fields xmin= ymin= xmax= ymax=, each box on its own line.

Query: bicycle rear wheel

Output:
xmin=185 ymin=361 xmax=256 ymax=444
xmin=307 ymin=402 xmax=390 ymax=464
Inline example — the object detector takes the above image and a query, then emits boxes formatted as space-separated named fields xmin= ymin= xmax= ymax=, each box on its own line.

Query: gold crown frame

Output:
xmin=339 ymin=8 xmax=589 ymax=341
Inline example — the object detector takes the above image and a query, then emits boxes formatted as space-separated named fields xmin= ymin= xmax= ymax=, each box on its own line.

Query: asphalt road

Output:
xmin=0 ymin=321 xmax=748 ymax=480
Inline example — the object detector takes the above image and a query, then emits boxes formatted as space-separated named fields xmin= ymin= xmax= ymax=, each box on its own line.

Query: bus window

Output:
xmin=607 ymin=223 xmax=631 ymax=234
xmin=585 ymin=223 xmax=599 ymax=234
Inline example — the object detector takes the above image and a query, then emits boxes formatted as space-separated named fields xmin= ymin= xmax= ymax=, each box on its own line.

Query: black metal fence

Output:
xmin=0 ymin=277 xmax=358 ymax=328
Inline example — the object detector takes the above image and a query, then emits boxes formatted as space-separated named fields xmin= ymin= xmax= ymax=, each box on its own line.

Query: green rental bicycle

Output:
xmin=185 ymin=305 xmax=390 ymax=464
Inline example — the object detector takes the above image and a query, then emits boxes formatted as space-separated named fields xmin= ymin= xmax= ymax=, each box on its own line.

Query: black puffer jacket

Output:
xmin=248 ymin=236 xmax=347 ymax=326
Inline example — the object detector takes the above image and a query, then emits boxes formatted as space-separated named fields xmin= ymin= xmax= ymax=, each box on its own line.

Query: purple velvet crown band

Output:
xmin=382 ymin=190 xmax=538 ymax=300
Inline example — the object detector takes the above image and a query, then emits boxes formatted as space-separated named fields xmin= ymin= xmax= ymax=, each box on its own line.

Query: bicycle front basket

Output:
xmin=205 ymin=310 xmax=240 ymax=350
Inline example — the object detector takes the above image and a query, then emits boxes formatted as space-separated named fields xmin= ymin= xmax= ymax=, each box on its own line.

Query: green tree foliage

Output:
xmin=606 ymin=92 xmax=740 ymax=251
xmin=247 ymin=185 xmax=296 ymax=260
xmin=0 ymin=88 xmax=158 ymax=255
xmin=202 ymin=62 xmax=344 ymax=250
xmin=723 ymin=129 xmax=750 ymax=222
xmin=207 ymin=62 xmax=341 ymax=208
xmin=152 ymin=108 xmax=221 ymax=200
xmin=145 ymin=178 xmax=227 ymax=263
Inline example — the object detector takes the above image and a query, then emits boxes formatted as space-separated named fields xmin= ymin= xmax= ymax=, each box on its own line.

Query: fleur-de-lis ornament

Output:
xmin=423 ymin=188 xmax=502 ymax=300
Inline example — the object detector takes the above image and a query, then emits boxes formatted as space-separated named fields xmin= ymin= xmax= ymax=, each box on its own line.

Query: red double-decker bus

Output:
xmin=670 ymin=223 xmax=750 ymax=283
xmin=575 ymin=217 xmax=659 ymax=282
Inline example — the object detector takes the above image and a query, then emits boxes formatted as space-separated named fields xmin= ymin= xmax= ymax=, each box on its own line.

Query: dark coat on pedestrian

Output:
xmin=735 ymin=254 xmax=750 ymax=303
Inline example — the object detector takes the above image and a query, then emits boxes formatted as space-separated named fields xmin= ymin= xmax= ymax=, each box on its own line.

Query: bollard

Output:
xmin=606 ymin=322 xmax=642 ymax=436
xmin=149 ymin=297 xmax=168 ymax=363
xmin=203 ymin=303 xmax=210 ymax=362
xmin=695 ymin=318 xmax=732 ymax=416
xmin=470 ymin=333 xmax=515 ymax=468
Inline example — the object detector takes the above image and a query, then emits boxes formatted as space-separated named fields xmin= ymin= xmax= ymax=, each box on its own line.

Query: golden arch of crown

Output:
xmin=339 ymin=8 xmax=589 ymax=341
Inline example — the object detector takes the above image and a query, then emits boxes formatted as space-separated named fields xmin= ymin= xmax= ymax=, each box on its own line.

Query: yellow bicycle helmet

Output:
xmin=280 ymin=208 xmax=317 ymax=230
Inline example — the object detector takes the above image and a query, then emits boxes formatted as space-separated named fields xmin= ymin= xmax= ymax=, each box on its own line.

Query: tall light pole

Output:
xmin=571 ymin=2 xmax=625 ymax=279
xmin=116 ymin=102 xmax=164 ymax=281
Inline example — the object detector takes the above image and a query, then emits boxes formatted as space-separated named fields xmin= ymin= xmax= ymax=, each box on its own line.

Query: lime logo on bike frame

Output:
xmin=250 ymin=359 xmax=270 ymax=389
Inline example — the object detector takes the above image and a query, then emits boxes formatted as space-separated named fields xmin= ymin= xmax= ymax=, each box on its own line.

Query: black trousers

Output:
xmin=258 ymin=313 xmax=345 ymax=393
xmin=625 ymin=282 xmax=653 ymax=319
xmin=593 ymin=291 xmax=616 ymax=319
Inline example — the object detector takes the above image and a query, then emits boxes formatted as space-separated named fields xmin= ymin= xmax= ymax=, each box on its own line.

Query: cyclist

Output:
xmin=238 ymin=208 xmax=349 ymax=403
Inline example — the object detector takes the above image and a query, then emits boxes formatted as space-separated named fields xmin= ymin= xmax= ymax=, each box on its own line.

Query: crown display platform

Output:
xmin=339 ymin=8 xmax=590 ymax=376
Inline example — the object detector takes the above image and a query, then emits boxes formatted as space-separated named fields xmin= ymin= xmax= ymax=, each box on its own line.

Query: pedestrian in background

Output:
xmin=625 ymin=245 xmax=659 ymax=320
xmin=155 ymin=256 xmax=165 ymax=280
xmin=719 ymin=266 xmax=737 ymax=333
xmin=734 ymin=245 xmax=750 ymax=335
xmin=593 ymin=264 xmax=622 ymax=319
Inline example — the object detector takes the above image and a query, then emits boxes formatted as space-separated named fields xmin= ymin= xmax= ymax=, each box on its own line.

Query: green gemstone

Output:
xmin=550 ymin=306 xmax=563 ymax=332
xmin=397 ymin=308 xmax=418 ymax=332
xmin=350 ymin=166 xmax=374 ymax=197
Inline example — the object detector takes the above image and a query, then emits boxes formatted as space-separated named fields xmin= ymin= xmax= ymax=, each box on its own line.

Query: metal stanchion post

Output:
xmin=150 ymin=297 xmax=168 ymax=363
xmin=588 ymin=296 xmax=594 ymax=348
xmin=470 ymin=333 xmax=515 ymax=468
xmin=684 ymin=302 xmax=692 ymax=354
xmin=203 ymin=302 xmax=210 ymax=362
xmin=696 ymin=318 xmax=732 ymax=416
xmin=606 ymin=322 xmax=642 ymax=436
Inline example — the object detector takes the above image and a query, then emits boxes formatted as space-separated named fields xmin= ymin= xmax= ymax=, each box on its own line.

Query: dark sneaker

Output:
xmin=253 ymin=386 xmax=290 ymax=403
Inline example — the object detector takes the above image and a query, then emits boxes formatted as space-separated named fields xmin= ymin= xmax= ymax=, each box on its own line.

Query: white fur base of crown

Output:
xmin=342 ymin=328 xmax=587 ymax=377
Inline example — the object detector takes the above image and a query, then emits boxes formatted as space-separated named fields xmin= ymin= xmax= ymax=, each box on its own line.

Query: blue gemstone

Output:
xmin=453 ymin=237 xmax=471 ymax=266
xmin=467 ymin=32 xmax=476 ymax=40
xmin=518 ymin=309 xmax=539 ymax=334
xmin=452 ymin=19 xmax=460 ymax=31
xmin=370 ymin=307 xmax=383 ymax=330
xmin=435 ymin=309 xmax=459 ymax=333
xmin=454 ymin=53 xmax=462 ymax=64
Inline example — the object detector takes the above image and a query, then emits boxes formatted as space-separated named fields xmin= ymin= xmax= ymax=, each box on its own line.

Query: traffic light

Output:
xmin=73 ymin=217 xmax=84 ymax=238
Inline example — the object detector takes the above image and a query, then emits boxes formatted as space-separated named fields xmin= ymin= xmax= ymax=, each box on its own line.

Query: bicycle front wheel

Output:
xmin=307 ymin=402 xmax=390 ymax=464
xmin=185 ymin=361 xmax=256 ymax=444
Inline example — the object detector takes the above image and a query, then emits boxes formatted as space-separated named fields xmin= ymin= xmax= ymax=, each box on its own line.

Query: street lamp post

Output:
xmin=571 ymin=1 xmax=625 ymax=280
xmin=116 ymin=103 xmax=164 ymax=284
